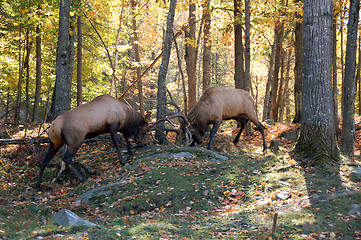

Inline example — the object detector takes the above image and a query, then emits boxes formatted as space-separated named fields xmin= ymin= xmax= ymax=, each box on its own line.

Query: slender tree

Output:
xmin=202 ymin=0 xmax=211 ymax=91
xmin=49 ymin=0 xmax=73 ymax=121
xmin=156 ymin=0 xmax=177 ymax=143
xmin=77 ymin=13 xmax=83 ymax=106
xmin=356 ymin=37 xmax=361 ymax=116
xmin=32 ymin=7 xmax=42 ymax=122
xmin=234 ymin=0 xmax=245 ymax=89
xmin=294 ymin=0 xmax=339 ymax=163
xmin=293 ymin=0 xmax=302 ymax=123
xmin=244 ymin=0 xmax=250 ymax=92
xmin=340 ymin=0 xmax=360 ymax=155
xmin=262 ymin=43 xmax=275 ymax=121
xmin=332 ymin=9 xmax=340 ymax=137
xmin=132 ymin=0 xmax=145 ymax=116
xmin=113 ymin=7 xmax=124 ymax=96
xmin=14 ymin=23 xmax=23 ymax=125
xmin=24 ymin=30 xmax=32 ymax=123
xmin=271 ymin=7 xmax=284 ymax=122
xmin=185 ymin=3 xmax=197 ymax=110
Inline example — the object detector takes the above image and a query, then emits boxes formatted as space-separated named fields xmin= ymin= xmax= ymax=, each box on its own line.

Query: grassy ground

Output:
xmin=0 ymin=122 xmax=360 ymax=239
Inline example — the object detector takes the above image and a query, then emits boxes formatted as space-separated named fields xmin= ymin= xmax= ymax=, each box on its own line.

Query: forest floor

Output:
xmin=0 ymin=119 xmax=361 ymax=239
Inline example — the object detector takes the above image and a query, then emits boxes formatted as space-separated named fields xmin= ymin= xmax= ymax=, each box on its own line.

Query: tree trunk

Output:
xmin=262 ymin=43 xmax=275 ymax=121
xmin=202 ymin=0 xmax=211 ymax=91
xmin=24 ymin=30 xmax=32 ymax=123
xmin=271 ymin=18 xmax=284 ymax=122
xmin=279 ymin=50 xmax=291 ymax=122
xmin=358 ymin=35 xmax=361 ymax=116
xmin=32 ymin=20 xmax=42 ymax=122
xmin=340 ymin=0 xmax=360 ymax=156
xmin=293 ymin=0 xmax=302 ymax=123
xmin=14 ymin=24 xmax=23 ymax=125
xmin=113 ymin=7 xmax=124 ymax=97
xmin=77 ymin=13 xmax=83 ymax=106
xmin=49 ymin=0 xmax=73 ymax=121
xmin=294 ymin=0 xmax=339 ymax=163
xmin=174 ymin=35 xmax=188 ymax=115
xmin=234 ymin=0 xmax=245 ymax=90
xmin=155 ymin=0 xmax=177 ymax=143
xmin=332 ymin=13 xmax=340 ymax=138
xmin=185 ymin=3 xmax=197 ymax=111
xmin=340 ymin=12 xmax=345 ymax=115
xmin=132 ymin=0 xmax=145 ymax=117
xmin=244 ymin=0 xmax=251 ymax=134
xmin=244 ymin=0 xmax=250 ymax=92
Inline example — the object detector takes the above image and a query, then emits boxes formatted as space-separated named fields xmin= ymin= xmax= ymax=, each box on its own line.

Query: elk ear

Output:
xmin=144 ymin=112 xmax=151 ymax=123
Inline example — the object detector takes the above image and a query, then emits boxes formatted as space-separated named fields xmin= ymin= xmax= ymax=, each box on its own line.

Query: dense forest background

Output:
xmin=1 ymin=1 xmax=361 ymax=238
xmin=0 ymin=0 xmax=360 ymax=156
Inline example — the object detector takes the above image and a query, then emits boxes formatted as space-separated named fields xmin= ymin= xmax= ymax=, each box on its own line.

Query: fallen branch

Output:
xmin=0 ymin=136 xmax=115 ymax=146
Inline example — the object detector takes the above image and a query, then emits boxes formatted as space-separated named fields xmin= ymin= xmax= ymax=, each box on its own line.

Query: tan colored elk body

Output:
xmin=186 ymin=87 xmax=267 ymax=151
xmin=36 ymin=95 xmax=148 ymax=190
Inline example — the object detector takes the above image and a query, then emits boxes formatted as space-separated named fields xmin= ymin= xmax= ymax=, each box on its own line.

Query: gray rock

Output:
xmin=76 ymin=180 xmax=129 ymax=204
xmin=302 ymin=222 xmax=321 ymax=233
xmin=172 ymin=152 xmax=194 ymax=159
xmin=348 ymin=204 xmax=361 ymax=217
xmin=351 ymin=167 xmax=361 ymax=182
xmin=352 ymin=167 xmax=361 ymax=177
xmin=264 ymin=119 xmax=275 ymax=126
xmin=137 ymin=149 xmax=228 ymax=162
xmin=276 ymin=191 xmax=291 ymax=200
xmin=53 ymin=209 xmax=99 ymax=228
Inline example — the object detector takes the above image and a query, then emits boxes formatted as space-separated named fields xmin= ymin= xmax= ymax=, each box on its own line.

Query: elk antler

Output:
xmin=148 ymin=88 xmax=192 ymax=145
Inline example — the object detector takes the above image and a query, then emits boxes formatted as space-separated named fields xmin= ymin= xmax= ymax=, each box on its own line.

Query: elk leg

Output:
xmin=108 ymin=124 xmax=126 ymax=165
xmin=257 ymin=121 xmax=267 ymax=151
xmin=233 ymin=117 xmax=249 ymax=145
xmin=247 ymin=115 xmax=267 ymax=152
xmin=208 ymin=121 xmax=221 ymax=150
xmin=36 ymin=142 xmax=62 ymax=190
xmin=124 ymin=138 xmax=134 ymax=156
xmin=62 ymin=146 xmax=87 ymax=182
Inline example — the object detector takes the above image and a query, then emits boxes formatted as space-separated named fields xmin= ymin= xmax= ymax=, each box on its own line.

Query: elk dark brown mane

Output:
xmin=36 ymin=94 xmax=149 ymax=190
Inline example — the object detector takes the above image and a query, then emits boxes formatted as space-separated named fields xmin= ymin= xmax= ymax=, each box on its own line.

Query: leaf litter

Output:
xmin=0 ymin=121 xmax=360 ymax=239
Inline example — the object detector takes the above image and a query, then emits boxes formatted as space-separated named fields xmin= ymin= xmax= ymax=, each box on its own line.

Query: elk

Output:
xmin=36 ymin=94 xmax=149 ymax=190
xmin=184 ymin=87 xmax=267 ymax=151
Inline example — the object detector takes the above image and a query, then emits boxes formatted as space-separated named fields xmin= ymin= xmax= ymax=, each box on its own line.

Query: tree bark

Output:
xmin=14 ymin=23 xmax=23 ymax=125
xmin=24 ymin=30 xmax=32 ymax=123
xmin=77 ymin=13 xmax=83 ymax=106
xmin=262 ymin=43 xmax=275 ymax=121
xmin=294 ymin=0 xmax=339 ymax=163
xmin=244 ymin=0 xmax=250 ymax=92
xmin=32 ymin=15 xmax=42 ymax=122
xmin=202 ymin=0 xmax=211 ymax=91
xmin=49 ymin=0 xmax=73 ymax=121
xmin=113 ymin=7 xmax=124 ymax=97
xmin=358 ymin=35 xmax=361 ymax=116
xmin=234 ymin=0 xmax=245 ymax=90
xmin=132 ymin=0 xmax=145 ymax=117
xmin=293 ymin=0 xmax=302 ymax=123
xmin=174 ymin=34 xmax=188 ymax=115
xmin=332 ymin=13 xmax=340 ymax=138
xmin=185 ymin=3 xmax=197 ymax=110
xmin=155 ymin=0 xmax=177 ymax=143
xmin=340 ymin=0 xmax=360 ymax=155
xmin=271 ymin=17 xmax=284 ymax=122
